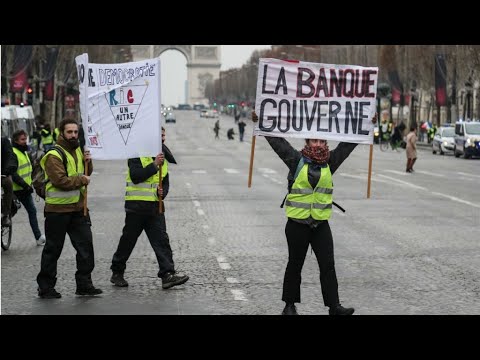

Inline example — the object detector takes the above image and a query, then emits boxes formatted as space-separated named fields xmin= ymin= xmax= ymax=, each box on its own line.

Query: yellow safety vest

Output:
xmin=12 ymin=147 xmax=32 ymax=191
xmin=285 ymin=164 xmax=333 ymax=220
xmin=40 ymin=145 xmax=85 ymax=204
xmin=125 ymin=157 xmax=168 ymax=202
xmin=41 ymin=129 xmax=54 ymax=145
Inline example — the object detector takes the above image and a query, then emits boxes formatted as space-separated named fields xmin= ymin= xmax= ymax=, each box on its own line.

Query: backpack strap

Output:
xmin=46 ymin=146 xmax=68 ymax=173
xmin=280 ymin=157 xmax=305 ymax=208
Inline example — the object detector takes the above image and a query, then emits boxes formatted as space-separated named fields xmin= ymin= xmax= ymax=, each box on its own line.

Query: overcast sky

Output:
xmin=160 ymin=45 xmax=271 ymax=106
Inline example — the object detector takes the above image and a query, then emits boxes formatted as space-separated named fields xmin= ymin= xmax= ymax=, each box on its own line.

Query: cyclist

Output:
xmin=1 ymin=136 xmax=18 ymax=226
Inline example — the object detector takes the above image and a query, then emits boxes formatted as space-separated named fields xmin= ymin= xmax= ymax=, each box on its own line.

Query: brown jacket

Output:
xmin=44 ymin=136 xmax=93 ymax=213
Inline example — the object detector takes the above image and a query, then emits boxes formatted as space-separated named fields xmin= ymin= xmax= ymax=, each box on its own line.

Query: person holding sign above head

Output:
xmin=252 ymin=111 xmax=377 ymax=315
xmin=110 ymin=127 xmax=189 ymax=290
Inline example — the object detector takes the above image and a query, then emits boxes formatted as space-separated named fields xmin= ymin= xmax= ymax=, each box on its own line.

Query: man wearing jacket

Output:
xmin=11 ymin=129 xmax=45 ymax=245
xmin=110 ymin=127 xmax=189 ymax=289
xmin=1 ymin=136 xmax=18 ymax=226
xmin=36 ymin=118 xmax=102 ymax=299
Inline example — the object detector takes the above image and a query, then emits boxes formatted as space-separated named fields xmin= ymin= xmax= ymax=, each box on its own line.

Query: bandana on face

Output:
xmin=301 ymin=142 xmax=330 ymax=164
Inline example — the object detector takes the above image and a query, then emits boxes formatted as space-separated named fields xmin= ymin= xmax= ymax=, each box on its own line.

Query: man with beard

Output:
xmin=252 ymin=111 xmax=377 ymax=316
xmin=11 ymin=130 xmax=46 ymax=245
xmin=36 ymin=119 xmax=102 ymax=299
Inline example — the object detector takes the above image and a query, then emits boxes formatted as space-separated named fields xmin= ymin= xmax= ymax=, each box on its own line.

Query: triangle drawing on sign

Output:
xmin=105 ymin=84 xmax=149 ymax=145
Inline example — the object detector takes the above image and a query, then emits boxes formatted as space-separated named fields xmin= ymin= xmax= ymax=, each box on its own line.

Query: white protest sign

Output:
xmin=254 ymin=58 xmax=378 ymax=144
xmin=75 ymin=54 xmax=162 ymax=160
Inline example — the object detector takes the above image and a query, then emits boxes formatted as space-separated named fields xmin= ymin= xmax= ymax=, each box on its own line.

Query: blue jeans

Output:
xmin=15 ymin=192 xmax=42 ymax=240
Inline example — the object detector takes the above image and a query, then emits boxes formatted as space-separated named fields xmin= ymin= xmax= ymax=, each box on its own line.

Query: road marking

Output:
xmin=197 ymin=209 xmax=205 ymax=216
xmin=231 ymin=289 xmax=248 ymax=301
xmin=457 ymin=172 xmax=480 ymax=179
xmin=383 ymin=169 xmax=409 ymax=176
xmin=217 ymin=255 xmax=231 ymax=269
xmin=193 ymin=200 xmax=201 ymax=207
xmin=224 ymin=168 xmax=239 ymax=174
xmin=377 ymin=174 xmax=427 ymax=190
xmin=185 ymin=182 xmax=191 ymax=187
xmin=192 ymin=170 xmax=207 ymax=174
xmin=226 ymin=277 xmax=240 ymax=283
xmin=258 ymin=168 xmax=277 ymax=174
xmin=207 ymin=237 xmax=215 ymax=245
xmin=414 ymin=170 xmax=445 ymax=177
xmin=202 ymin=225 xmax=209 ymax=230
xmin=340 ymin=173 xmax=390 ymax=184
xmin=431 ymin=192 xmax=480 ymax=208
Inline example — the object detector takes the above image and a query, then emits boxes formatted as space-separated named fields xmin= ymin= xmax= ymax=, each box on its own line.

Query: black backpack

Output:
xmin=31 ymin=146 xmax=68 ymax=199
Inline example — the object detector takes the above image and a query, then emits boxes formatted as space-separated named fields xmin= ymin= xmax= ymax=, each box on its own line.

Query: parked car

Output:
xmin=432 ymin=125 xmax=455 ymax=155
xmin=165 ymin=112 xmax=176 ymax=123
xmin=454 ymin=120 xmax=480 ymax=159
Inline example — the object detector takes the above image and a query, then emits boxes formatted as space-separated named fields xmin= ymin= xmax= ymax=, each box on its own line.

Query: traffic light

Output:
xmin=26 ymin=85 xmax=33 ymax=105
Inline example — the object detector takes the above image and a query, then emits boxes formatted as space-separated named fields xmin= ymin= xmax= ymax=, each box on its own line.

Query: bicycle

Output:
xmin=1 ymin=175 xmax=21 ymax=251
xmin=379 ymin=134 xmax=404 ymax=152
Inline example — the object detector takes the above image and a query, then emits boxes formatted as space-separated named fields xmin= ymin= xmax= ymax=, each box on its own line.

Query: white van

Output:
xmin=454 ymin=120 xmax=480 ymax=159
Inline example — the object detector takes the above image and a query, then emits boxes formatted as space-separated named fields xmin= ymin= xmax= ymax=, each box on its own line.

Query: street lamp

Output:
xmin=410 ymin=80 xmax=417 ymax=128
xmin=465 ymin=77 xmax=473 ymax=120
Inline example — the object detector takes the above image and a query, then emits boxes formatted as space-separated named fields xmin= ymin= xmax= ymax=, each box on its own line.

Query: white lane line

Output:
xmin=224 ymin=168 xmax=239 ymax=174
xmin=258 ymin=168 xmax=277 ymax=174
xmin=186 ymin=182 xmax=191 ymax=187
xmin=340 ymin=173 xmax=390 ymax=184
xmin=457 ymin=172 xmax=480 ymax=179
xmin=231 ymin=289 xmax=248 ymax=301
xmin=219 ymin=263 xmax=231 ymax=270
xmin=207 ymin=237 xmax=215 ymax=245
xmin=193 ymin=200 xmax=201 ymax=207
xmin=192 ymin=170 xmax=207 ymax=174
xmin=197 ymin=209 xmax=205 ymax=216
xmin=226 ymin=277 xmax=240 ymax=283
xmin=377 ymin=174 xmax=427 ymax=190
xmin=431 ymin=192 xmax=480 ymax=208
xmin=202 ymin=225 xmax=209 ymax=230
xmin=414 ymin=170 xmax=445 ymax=177
xmin=217 ymin=255 xmax=231 ymax=270
xmin=383 ymin=170 xmax=409 ymax=176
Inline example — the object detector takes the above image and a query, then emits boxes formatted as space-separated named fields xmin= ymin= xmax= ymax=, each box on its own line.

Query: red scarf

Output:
xmin=301 ymin=143 xmax=330 ymax=164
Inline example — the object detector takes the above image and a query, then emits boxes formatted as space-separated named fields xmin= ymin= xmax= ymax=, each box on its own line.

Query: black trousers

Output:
xmin=37 ymin=211 xmax=95 ymax=290
xmin=111 ymin=212 xmax=174 ymax=278
xmin=282 ymin=219 xmax=340 ymax=307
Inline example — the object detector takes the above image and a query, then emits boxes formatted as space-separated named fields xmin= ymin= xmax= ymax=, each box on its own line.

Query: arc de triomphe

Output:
xmin=131 ymin=45 xmax=221 ymax=106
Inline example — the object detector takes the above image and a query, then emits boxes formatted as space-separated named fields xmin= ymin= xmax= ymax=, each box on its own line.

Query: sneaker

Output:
xmin=75 ymin=285 xmax=103 ymax=296
xmin=36 ymin=234 xmax=46 ymax=246
xmin=329 ymin=304 xmax=355 ymax=315
xmin=38 ymin=287 xmax=62 ymax=299
xmin=162 ymin=272 xmax=189 ymax=289
xmin=1 ymin=215 xmax=11 ymax=227
xmin=282 ymin=303 xmax=298 ymax=315
xmin=110 ymin=272 xmax=128 ymax=287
